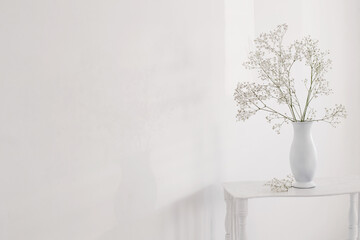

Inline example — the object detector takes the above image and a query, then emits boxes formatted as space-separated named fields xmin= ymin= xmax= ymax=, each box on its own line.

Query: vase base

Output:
xmin=293 ymin=181 xmax=316 ymax=189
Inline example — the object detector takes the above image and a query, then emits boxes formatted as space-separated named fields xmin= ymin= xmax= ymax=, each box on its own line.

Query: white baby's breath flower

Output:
xmin=235 ymin=24 xmax=346 ymax=133
xmin=265 ymin=175 xmax=295 ymax=192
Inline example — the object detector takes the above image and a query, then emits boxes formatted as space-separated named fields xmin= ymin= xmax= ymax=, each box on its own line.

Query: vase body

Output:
xmin=290 ymin=122 xmax=317 ymax=188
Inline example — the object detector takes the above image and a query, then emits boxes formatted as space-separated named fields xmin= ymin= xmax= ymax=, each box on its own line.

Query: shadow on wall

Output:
xmin=114 ymin=148 xmax=158 ymax=227
xmin=97 ymin=183 xmax=222 ymax=240
xmin=170 ymin=185 xmax=223 ymax=240
xmin=92 ymin=64 xmax=224 ymax=239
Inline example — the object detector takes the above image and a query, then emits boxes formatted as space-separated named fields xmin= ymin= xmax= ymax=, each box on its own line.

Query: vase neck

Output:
xmin=292 ymin=122 xmax=313 ymax=135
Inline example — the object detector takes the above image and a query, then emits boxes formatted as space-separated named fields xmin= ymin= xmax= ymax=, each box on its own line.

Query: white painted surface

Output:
xmin=225 ymin=192 xmax=248 ymax=240
xmin=224 ymin=177 xmax=360 ymax=240
xmin=224 ymin=176 xmax=360 ymax=199
xmin=357 ymin=194 xmax=360 ymax=240
xmin=0 ymin=0 xmax=224 ymax=240
xmin=349 ymin=194 xmax=358 ymax=240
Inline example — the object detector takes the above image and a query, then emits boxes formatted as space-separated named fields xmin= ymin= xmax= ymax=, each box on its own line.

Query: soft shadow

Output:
xmin=97 ymin=184 xmax=224 ymax=240
xmin=104 ymin=147 xmax=157 ymax=240
xmin=168 ymin=185 xmax=223 ymax=240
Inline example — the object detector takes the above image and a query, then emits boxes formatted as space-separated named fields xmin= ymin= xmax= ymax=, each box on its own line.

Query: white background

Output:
xmin=0 ymin=0 xmax=359 ymax=239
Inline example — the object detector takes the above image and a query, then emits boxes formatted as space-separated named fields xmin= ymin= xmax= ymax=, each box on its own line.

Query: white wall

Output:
xmin=0 ymin=0 xmax=225 ymax=239
xmin=224 ymin=0 xmax=360 ymax=239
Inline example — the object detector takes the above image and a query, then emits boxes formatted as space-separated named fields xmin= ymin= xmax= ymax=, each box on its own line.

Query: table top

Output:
xmin=223 ymin=176 xmax=360 ymax=199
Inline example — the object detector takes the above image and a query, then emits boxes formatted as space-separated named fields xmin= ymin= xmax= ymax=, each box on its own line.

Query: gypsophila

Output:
xmin=265 ymin=175 xmax=295 ymax=192
xmin=234 ymin=24 xmax=347 ymax=133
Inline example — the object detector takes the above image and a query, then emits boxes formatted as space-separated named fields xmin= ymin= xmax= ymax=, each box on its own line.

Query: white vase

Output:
xmin=290 ymin=121 xmax=317 ymax=188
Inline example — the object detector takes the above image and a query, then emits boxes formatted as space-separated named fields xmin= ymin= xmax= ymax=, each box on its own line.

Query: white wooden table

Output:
xmin=223 ymin=176 xmax=360 ymax=240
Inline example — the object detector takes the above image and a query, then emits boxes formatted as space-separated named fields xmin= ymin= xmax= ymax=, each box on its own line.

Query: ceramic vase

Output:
xmin=290 ymin=121 xmax=317 ymax=188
